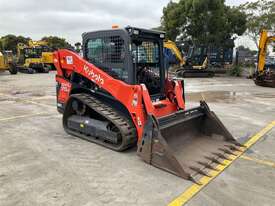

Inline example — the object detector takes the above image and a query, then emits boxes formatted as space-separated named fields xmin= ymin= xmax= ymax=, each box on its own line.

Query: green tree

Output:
xmin=0 ymin=40 xmax=3 ymax=51
xmin=239 ymin=0 xmax=275 ymax=48
xmin=162 ymin=1 xmax=185 ymax=41
xmin=161 ymin=0 xmax=247 ymax=47
xmin=0 ymin=35 xmax=30 ymax=54
xmin=41 ymin=36 xmax=73 ymax=51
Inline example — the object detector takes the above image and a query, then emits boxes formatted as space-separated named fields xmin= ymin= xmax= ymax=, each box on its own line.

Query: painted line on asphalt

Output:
xmin=0 ymin=92 xmax=56 ymax=108
xmin=23 ymin=100 xmax=56 ymax=109
xmin=168 ymin=120 xmax=275 ymax=206
xmin=0 ymin=112 xmax=59 ymax=122
xmin=240 ymin=155 xmax=275 ymax=168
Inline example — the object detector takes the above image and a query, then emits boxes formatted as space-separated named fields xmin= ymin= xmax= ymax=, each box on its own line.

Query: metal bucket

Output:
xmin=137 ymin=101 xmax=243 ymax=182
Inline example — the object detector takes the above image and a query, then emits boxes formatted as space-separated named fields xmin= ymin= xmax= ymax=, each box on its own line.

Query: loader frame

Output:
xmin=55 ymin=49 xmax=185 ymax=142
xmin=55 ymin=26 xmax=242 ymax=181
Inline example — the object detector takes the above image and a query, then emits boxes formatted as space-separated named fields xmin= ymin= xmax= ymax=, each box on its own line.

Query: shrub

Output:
xmin=229 ymin=65 xmax=243 ymax=77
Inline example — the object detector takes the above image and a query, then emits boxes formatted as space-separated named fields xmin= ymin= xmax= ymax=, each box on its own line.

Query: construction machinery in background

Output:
xmin=54 ymin=26 xmax=243 ymax=182
xmin=0 ymin=50 xmax=18 ymax=74
xmin=42 ymin=50 xmax=55 ymax=70
xmin=254 ymin=30 xmax=275 ymax=87
xmin=15 ymin=41 xmax=52 ymax=73
xmin=164 ymin=40 xmax=185 ymax=67
xmin=29 ymin=40 xmax=55 ymax=70
xmin=164 ymin=40 xmax=214 ymax=78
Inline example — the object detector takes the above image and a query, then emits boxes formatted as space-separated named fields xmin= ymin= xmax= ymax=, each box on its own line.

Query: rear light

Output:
xmin=112 ymin=24 xmax=119 ymax=29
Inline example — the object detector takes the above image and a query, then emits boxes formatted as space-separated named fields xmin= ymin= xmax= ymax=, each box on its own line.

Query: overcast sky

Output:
xmin=0 ymin=0 xmax=256 ymax=48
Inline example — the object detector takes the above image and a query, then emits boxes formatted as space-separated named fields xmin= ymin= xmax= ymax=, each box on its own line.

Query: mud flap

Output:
xmin=137 ymin=101 xmax=243 ymax=182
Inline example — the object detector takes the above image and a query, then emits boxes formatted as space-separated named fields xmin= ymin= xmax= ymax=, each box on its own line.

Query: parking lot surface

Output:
xmin=0 ymin=72 xmax=274 ymax=206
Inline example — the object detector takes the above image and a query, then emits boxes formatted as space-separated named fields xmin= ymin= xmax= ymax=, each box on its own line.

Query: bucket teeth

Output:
xmin=228 ymin=140 xmax=246 ymax=148
xmin=197 ymin=161 xmax=219 ymax=171
xmin=189 ymin=176 xmax=203 ymax=185
xmin=190 ymin=166 xmax=212 ymax=177
xmin=219 ymin=148 xmax=237 ymax=156
xmin=234 ymin=143 xmax=246 ymax=148
xmin=216 ymin=153 xmax=233 ymax=161
xmin=205 ymin=156 xmax=226 ymax=165
xmin=137 ymin=106 xmax=243 ymax=182
xmin=188 ymin=175 xmax=201 ymax=185
xmin=212 ymin=152 xmax=233 ymax=161
xmin=224 ymin=144 xmax=243 ymax=152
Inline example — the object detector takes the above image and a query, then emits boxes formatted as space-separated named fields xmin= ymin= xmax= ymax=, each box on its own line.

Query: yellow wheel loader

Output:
xmin=0 ymin=50 xmax=17 ymax=75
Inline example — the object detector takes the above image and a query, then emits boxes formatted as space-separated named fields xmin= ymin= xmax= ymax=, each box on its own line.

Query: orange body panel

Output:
xmin=54 ymin=50 xmax=185 ymax=141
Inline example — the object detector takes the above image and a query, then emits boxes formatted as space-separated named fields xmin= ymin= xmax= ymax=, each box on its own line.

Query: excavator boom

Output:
xmin=254 ymin=30 xmax=275 ymax=87
xmin=164 ymin=40 xmax=185 ymax=66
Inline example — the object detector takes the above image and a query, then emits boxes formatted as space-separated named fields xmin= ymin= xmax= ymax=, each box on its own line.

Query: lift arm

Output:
xmin=164 ymin=40 xmax=185 ymax=66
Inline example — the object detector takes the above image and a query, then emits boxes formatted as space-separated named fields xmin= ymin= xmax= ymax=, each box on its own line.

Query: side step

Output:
xmin=137 ymin=101 xmax=243 ymax=182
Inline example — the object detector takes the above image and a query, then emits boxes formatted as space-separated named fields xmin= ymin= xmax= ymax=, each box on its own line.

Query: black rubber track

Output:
xmin=63 ymin=93 xmax=137 ymax=151
xmin=176 ymin=70 xmax=215 ymax=78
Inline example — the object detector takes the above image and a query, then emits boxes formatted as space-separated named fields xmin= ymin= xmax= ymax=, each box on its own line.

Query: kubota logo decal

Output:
xmin=83 ymin=65 xmax=104 ymax=85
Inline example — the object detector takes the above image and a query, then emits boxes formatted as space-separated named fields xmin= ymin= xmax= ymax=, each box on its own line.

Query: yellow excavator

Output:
xmin=29 ymin=40 xmax=55 ymax=70
xmin=254 ymin=30 xmax=275 ymax=87
xmin=0 ymin=50 xmax=17 ymax=74
xmin=16 ymin=41 xmax=50 ymax=73
xmin=164 ymin=40 xmax=186 ymax=67
xmin=164 ymin=40 xmax=213 ymax=77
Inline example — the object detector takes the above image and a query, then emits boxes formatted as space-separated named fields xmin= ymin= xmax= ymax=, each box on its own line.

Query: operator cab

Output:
xmin=186 ymin=46 xmax=207 ymax=66
xmin=18 ymin=47 xmax=42 ymax=64
xmin=23 ymin=47 xmax=42 ymax=59
xmin=82 ymin=26 xmax=166 ymax=98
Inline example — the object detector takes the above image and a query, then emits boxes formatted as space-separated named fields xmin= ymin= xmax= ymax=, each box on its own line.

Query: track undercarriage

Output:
xmin=254 ymin=72 xmax=275 ymax=88
xmin=63 ymin=93 xmax=136 ymax=151
xmin=176 ymin=68 xmax=215 ymax=78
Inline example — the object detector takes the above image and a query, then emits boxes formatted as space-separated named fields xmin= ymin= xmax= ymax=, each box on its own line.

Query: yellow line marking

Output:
xmin=168 ymin=121 xmax=275 ymax=206
xmin=244 ymin=122 xmax=275 ymax=148
xmin=0 ymin=112 xmax=53 ymax=122
xmin=240 ymin=155 xmax=275 ymax=168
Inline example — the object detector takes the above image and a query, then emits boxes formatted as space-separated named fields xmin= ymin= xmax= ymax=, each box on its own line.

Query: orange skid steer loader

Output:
xmin=54 ymin=27 xmax=243 ymax=182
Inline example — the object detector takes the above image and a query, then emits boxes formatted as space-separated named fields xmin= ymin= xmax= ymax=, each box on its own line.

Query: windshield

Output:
xmin=265 ymin=43 xmax=275 ymax=67
xmin=23 ymin=48 xmax=42 ymax=58
xmin=132 ymin=39 xmax=161 ymax=95
xmin=86 ymin=36 xmax=127 ymax=81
